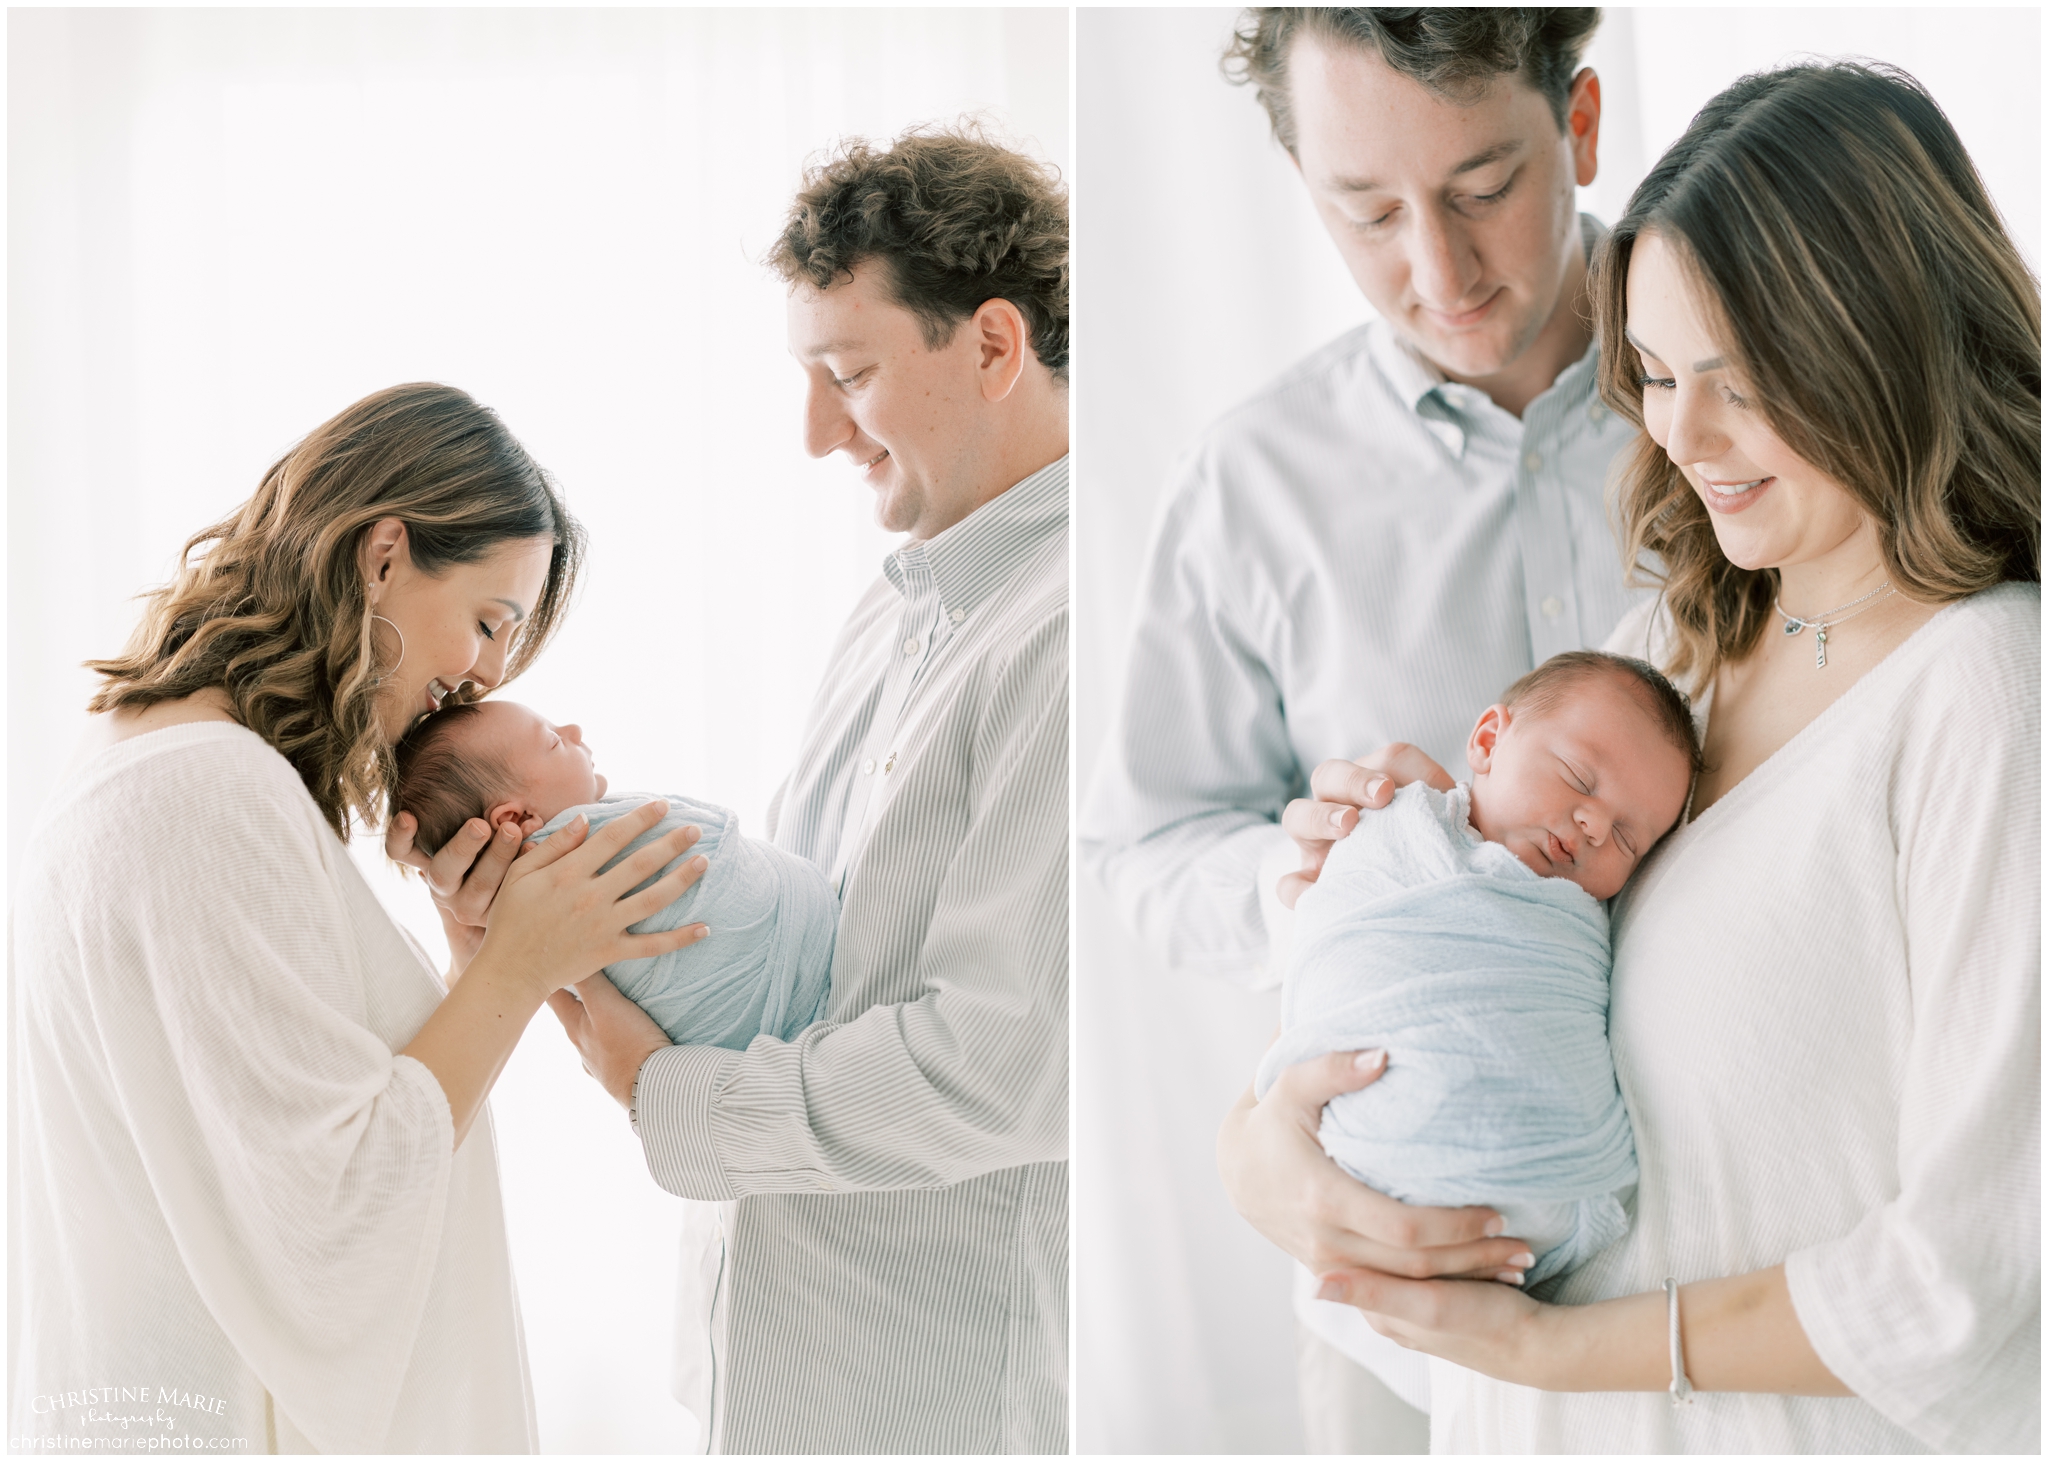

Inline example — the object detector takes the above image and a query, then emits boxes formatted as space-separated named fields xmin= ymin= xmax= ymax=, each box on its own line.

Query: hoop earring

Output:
xmin=370 ymin=613 xmax=406 ymax=681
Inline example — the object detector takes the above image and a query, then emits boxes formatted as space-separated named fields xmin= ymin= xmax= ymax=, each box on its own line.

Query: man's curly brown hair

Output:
xmin=1224 ymin=8 xmax=1602 ymax=154
xmin=767 ymin=124 xmax=1068 ymax=381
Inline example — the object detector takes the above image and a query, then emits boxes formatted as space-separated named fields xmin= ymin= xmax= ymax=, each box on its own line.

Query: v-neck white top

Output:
xmin=1435 ymin=582 xmax=2040 ymax=1453
xmin=10 ymin=722 xmax=535 ymax=1453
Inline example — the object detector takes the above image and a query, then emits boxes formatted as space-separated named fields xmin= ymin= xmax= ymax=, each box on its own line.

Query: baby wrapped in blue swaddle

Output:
xmin=392 ymin=699 xmax=834 ymax=1050
xmin=529 ymin=796 xmax=834 ymax=1047
xmin=1256 ymin=652 xmax=1700 ymax=1283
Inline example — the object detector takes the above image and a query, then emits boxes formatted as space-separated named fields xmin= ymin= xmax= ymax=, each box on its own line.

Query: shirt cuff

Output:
xmin=634 ymin=1042 xmax=744 ymax=1201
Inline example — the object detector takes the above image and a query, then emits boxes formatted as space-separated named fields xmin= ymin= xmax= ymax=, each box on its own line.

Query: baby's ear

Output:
xmin=1467 ymin=703 xmax=1509 ymax=774
xmin=485 ymin=801 xmax=533 ymax=833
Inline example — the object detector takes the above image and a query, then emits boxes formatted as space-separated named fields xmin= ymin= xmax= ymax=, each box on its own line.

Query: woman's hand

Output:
xmin=546 ymin=973 xmax=673 ymax=1109
xmin=385 ymin=809 xmax=541 ymax=954
xmin=1217 ymin=1047 xmax=1535 ymax=1282
xmin=1314 ymin=1262 xmax=1853 ymax=1398
xmin=475 ymin=802 xmax=711 ymax=1003
xmin=1277 ymin=744 xmax=1457 ymax=907
xmin=1311 ymin=1266 xmax=1563 ymax=1386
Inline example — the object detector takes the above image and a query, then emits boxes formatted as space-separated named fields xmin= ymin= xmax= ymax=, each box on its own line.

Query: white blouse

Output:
xmin=10 ymin=723 xmax=535 ymax=1453
xmin=1435 ymin=583 xmax=2040 ymax=1453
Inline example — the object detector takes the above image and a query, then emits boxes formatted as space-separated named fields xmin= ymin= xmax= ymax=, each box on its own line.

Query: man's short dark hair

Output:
xmin=1223 ymin=8 xmax=1602 ymax=154
xmin=766 ymin=124 xmax=1069 ymax=381
xmin=1503 ymin=649 xmax=1705 ymax=782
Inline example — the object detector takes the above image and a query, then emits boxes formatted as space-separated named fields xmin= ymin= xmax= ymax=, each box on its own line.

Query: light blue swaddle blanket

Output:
xmin=533 ymin=795 xmax=836 ymax=1050
xmin=1254 ymin=782 xmax=1637 ymax=1284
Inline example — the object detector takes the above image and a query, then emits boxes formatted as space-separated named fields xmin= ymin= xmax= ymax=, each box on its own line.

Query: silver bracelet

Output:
xmin=1665 ymin=1278 xmax=1695 ymax=1406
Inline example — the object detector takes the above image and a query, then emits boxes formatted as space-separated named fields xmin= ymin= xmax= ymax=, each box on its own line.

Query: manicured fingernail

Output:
xmin=690 ymin=855 xmax=709 ymax=872
xmin=1509 ymin=1251 xmax=1534 ymax=1268
xmin=695 ymin=925 xmax=711 ymax=939
xmin=1367 ymin=777 xmax=1389 ymax=799
xmin=1314 ymin=1276 xmax=1347 ymax=1303
xmin=1354 ymin=1048 xmax=1387 ymax=1071
xmin=1328 ymin=807 xmax=1346 ymax=829
xmin=1495 ymin=1269 xmax=1525 ymax=1286
xmin=1484 ymin=1217 xmax=1505 ymax=1237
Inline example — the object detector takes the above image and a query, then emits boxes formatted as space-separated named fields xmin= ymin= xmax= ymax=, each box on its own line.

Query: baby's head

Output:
xmin=392 ymin=699 xmax=607 ymax=857
xmin=1464 ymin=651 xmax=1700 ymax=900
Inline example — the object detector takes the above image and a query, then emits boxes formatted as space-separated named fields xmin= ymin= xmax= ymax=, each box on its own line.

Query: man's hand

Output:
xmin=1276 ymin=744 xmax=1457 ymax=907
xmin=1216 ymin=1047 xmax=1533 ymax=1282
xmin=546 ymin=973 xmax=674 ymax=1110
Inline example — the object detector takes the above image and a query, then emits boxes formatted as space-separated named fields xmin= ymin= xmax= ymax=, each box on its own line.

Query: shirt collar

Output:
xmin=1367 ymin=212 xmax=1612 ymax=425
xmin=882 ymin=454 xmax=1069 ymax=617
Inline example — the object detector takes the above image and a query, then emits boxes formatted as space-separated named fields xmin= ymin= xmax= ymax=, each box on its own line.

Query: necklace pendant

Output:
xmin=1783 ymin=618 xmax=1805 ymax=636
xmin=1815 ymin=626 xmax=1829 ymax=669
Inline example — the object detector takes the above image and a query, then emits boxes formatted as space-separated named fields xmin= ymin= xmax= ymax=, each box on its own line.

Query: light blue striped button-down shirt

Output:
xmin=635 ymin=457 xmax=1068 ymax=1453
xmin=1084 ymin=260 xmax=1642 ymax=985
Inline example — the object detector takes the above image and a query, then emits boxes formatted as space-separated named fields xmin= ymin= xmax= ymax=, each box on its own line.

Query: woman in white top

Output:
xmin=1219 ymin=63 xmax=2039 ymax=1452
xmin=11 ymin=384 xmax=711 ymax=1453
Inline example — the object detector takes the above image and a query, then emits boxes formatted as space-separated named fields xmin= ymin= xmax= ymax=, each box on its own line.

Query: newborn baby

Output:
xmin=392 ymin=700 xmax=834 ymax=1050
xmin=1255 ymin=650 xmax=1699 ymax=1284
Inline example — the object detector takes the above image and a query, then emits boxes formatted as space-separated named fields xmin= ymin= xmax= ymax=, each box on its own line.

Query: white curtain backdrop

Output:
xmin=8 ymin=8 xmax=1066 ymax=1452
xmin=1074 ymin=8 xmax=2038 ymax=1452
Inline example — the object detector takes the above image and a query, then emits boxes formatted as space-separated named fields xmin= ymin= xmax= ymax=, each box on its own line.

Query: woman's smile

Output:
xmin=1693 ymin=472 xmax=1777 ymax=514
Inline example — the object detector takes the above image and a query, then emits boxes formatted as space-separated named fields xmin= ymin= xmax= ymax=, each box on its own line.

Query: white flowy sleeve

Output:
xmin=1784 ymin=612 xmax=2041 ymax=1453
xmin=85 ymin=749 xmax=455 ymax=1453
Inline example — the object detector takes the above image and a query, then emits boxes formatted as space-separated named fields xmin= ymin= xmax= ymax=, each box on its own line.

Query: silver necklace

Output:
xmin=1773 ymin=581 xmax=1894 ymax=668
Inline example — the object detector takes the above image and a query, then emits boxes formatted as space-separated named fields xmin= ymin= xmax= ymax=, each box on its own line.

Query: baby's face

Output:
xmin=462 ymin=700 xmax=607 ymax=827
xmin=1464 ymin=674 xmax=1691 ymax=900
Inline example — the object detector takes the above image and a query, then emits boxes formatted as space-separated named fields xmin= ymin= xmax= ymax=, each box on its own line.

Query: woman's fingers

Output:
xmin=595 ymin=821 xmax=703 ymax=900
xmin=1269 ymin=1048 xmax=1392 ymax=1117
xmin=384 ymin=811 xmax=428 ymax=871
xmin=1309 ymin=755 xmax=1400 ymax=808
xmin=553 ymin=798 xmax=673 ymax=877
xmin=614 ymin=850 xmax=710 ymax=927
xmin=508 ymin=813 xmax=587 ymax=874
xmin=617 ymin=924 xmax=711 ymax=964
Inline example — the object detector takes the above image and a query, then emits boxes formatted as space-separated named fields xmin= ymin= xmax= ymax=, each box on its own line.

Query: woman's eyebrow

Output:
xmin=1623 ymin=328 xmax=1723 ymax=374
xmin=491 ymin=598 xmax=529 ymax=622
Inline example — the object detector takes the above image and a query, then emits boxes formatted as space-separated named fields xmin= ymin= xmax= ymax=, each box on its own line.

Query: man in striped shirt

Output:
xmin=1083 ymin=8 xmax=1639 ymax=1452
xmin=555 ymin=128 xmax=1069 ymax=1453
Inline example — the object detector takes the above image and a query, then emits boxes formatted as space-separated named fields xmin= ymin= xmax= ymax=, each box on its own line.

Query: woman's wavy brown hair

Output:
xmin=87 ymin=383 xmax=585 ymax=838
xmin=1593 ymin=62 xmax=2040 ymax=690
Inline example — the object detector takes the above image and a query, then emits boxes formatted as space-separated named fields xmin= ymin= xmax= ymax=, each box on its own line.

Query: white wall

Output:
xmin=8 ymin=8 xmax=1066 ymax=1452
xmin=1073 ymin=7 xmax=2038 ymax=1451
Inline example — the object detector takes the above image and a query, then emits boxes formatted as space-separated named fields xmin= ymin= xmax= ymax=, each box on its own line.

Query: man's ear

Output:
xmin=971 ymin=297 xmax=1032 ymax=403
xmin=359 ymin=517 xmax=412 ymax=605
xmin=1566 ymin=67 xmax=1601 ymax=188
xmin=1467 ymin=703 xmax=1511 ymax=775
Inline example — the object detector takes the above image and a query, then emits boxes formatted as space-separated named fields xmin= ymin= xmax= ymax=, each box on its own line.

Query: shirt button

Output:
xmin=862 ymin=758 xmax=876 ymax=775
xmin=902 ymin=637 xmax=920 ymax=657
xmin=882 ymin=753 xmax=896 ymax=774
xmin=948 ymin=608 xmax=965 ymax=625
xmin=1524 ymin=451 xmax=1544 ymax=473
xmin=1542 ymin=596 xmax=1564 ymax=619
xmin=1588 ymin=401 xmax=1606 ymax=423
